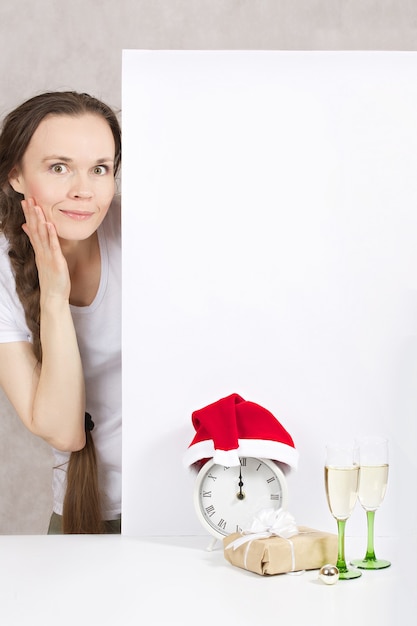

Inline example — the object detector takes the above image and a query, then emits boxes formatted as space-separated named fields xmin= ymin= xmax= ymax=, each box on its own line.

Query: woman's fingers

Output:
xmin=21 ymin=198 xmax=50 ymax=248
xmin=22 ymin=198 xmax=61 ymax=257
xmin=20 ymin=198 xmax=71 ymax=299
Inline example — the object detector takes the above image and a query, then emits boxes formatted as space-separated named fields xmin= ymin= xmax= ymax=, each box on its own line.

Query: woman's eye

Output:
xmin=51 ymin=163 xmax=68 ymax=174
xmin=93 ymin=165 xmax=108 ymax=175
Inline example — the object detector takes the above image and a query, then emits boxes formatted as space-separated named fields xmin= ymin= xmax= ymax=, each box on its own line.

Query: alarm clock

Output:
xmin=184 ymin=393 xmax=298 ymax=539
xmin=194 ymin=456 xmax=289 ymax=539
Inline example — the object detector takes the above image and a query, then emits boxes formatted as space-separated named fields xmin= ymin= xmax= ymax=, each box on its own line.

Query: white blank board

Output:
xmin=122 ymin=50 xmax=417 ymax=537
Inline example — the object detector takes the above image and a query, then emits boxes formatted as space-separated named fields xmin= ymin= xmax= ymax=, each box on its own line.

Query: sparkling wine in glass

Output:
xmin=351 ymin=437 xmax=391 ymax=570
xmin=325 ymin=444 xmax=361 ymax=580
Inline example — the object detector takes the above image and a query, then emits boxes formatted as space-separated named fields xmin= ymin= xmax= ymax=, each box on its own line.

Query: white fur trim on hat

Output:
xmin=183 ymin=438 xmax=299 ymax=473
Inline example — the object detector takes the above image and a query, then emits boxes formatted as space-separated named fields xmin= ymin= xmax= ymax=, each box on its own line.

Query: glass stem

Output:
xmin=365 ymin=510 xmax=377 ymax=561
xmin=336 ymin=519 xmax=348 ymax=573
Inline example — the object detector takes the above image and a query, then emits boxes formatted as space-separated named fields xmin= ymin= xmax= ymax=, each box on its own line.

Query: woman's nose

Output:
xmin=69 ymin=174 xmax=93 ymax=199
xmin=72 ymin=189 xmax=93 ymax=199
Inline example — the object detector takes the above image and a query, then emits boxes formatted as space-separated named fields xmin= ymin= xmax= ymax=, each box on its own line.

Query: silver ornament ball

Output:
xmin=318 ymin=564 xmax=339 ymax=585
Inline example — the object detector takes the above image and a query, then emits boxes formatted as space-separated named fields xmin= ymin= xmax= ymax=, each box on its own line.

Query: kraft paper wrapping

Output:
xmin=223 ymin=527 xmax=338 ymax=576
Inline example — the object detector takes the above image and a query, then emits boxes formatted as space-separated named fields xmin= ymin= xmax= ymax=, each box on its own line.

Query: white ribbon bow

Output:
xmin=227 ymin=508 xmax=298 ymax=551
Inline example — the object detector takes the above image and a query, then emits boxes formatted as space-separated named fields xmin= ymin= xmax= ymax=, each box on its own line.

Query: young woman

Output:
xmin=0 ymin=91 xmax=122 ymax=533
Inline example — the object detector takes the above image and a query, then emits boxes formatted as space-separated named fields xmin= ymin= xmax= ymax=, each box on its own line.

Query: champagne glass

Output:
xmin=351 ymin=437 xmax=391 ymax=569
xmin=325 ymin=443 xmax=362 ymax=580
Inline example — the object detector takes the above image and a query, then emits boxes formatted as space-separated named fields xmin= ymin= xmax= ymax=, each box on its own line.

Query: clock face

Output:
xmin=194 ymin=457 xmax=288 ymax=539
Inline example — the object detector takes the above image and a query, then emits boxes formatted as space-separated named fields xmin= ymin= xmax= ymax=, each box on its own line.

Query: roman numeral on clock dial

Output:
xmin=205 ymin=505 xmax=215 ymax=517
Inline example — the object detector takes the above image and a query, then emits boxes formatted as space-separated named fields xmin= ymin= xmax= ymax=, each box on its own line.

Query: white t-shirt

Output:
xmin=0 ymin=198 xmax=121 ymax=520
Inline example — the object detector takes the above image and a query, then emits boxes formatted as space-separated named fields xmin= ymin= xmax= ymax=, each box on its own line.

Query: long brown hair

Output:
xmin=0 ymin=92 xmax=121 ymax=533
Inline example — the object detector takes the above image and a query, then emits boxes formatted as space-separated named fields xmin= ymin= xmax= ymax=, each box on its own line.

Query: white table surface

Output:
xmin=0 ymin=534 xmax=414 ymax=626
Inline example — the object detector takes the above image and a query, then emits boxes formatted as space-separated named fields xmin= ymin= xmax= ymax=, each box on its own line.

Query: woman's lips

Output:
xmin=60 ymin=210 xmax=94 ymax=221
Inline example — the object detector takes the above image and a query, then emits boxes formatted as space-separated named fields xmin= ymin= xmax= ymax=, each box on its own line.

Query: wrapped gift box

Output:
xmin=223 ymin=526 xmax=338 ymax=576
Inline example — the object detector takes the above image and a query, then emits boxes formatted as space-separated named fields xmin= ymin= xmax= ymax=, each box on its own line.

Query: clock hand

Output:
xmin=236 ymin=465 xmax=245 ymax=500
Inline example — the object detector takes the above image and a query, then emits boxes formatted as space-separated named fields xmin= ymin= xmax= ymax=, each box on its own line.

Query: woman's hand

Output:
xmin=21 ymin=198 xmax=71 ymax=301
xmin=17 ymin=197 xmax=85 ymax=450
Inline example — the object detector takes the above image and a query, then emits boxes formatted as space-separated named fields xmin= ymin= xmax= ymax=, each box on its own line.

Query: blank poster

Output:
xmin=122 ymin=51 xmax=417 ymax=536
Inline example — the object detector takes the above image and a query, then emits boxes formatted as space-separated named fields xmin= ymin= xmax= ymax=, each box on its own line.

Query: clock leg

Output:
xmin=206 ymin=537 xmax=219 ymax=551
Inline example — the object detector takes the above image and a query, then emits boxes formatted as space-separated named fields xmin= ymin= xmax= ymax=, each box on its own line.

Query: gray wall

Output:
xmin=0 ymin=0 xmax=415 ymax=534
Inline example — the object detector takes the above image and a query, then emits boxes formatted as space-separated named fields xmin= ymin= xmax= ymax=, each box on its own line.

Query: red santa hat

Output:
xmin=183 ymin=393 xmax=299 ymax=473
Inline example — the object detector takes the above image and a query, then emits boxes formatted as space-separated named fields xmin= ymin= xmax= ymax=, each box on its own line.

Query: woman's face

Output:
xmin=9 ymin=113 xmax=116 ymax=241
